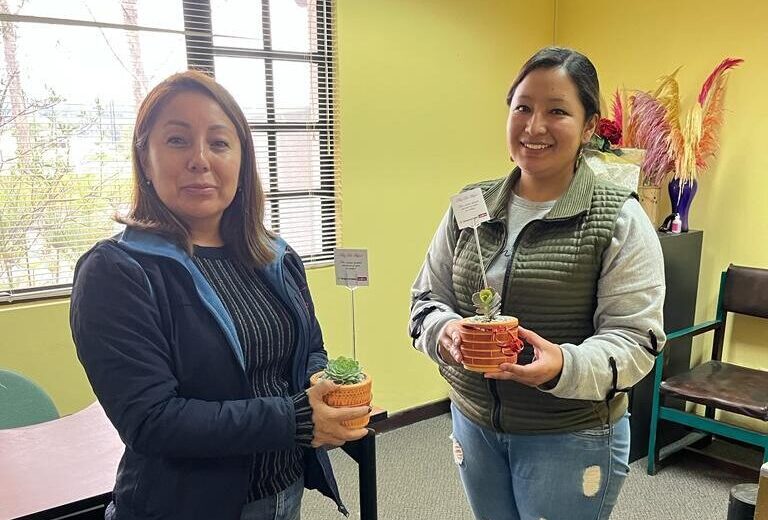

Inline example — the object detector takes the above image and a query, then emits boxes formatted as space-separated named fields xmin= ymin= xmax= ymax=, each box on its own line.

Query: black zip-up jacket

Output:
xmin=70 ymin=228 xmax=346 ymax=520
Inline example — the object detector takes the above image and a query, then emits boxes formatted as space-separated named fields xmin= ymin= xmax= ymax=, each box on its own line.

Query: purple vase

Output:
xmin=668 ymin=178 xmax=698 ymax=232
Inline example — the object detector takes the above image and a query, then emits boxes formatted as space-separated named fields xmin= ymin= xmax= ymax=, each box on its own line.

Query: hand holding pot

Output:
xmin=438 ymin=319 xmax=464 ymax=366
xmin=484 ymin=326 xmax=563 ymax=387
xmin=306 ymin=378 xmax=369 ymax=447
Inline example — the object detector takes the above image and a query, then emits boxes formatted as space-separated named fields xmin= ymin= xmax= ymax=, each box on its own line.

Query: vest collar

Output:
xmin=486 ymin=161 xmax=595 ymax=222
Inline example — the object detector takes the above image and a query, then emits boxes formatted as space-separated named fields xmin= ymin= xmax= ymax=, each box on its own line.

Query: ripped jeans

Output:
xmin=450 ymin=403 xmax=630 ymax=520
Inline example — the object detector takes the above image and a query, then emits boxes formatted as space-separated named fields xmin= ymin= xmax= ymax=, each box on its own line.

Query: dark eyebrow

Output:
xmin=163 ymin=120 xmax=190 ymax=128
xmin=516 ymin=95 xmax=567 ymax=103
xmin=162 ymin=120 xmax=233 ymax=132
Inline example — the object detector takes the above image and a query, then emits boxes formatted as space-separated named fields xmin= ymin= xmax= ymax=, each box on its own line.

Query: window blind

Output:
xmin=0 ymin=0 xmax=339 ymax=302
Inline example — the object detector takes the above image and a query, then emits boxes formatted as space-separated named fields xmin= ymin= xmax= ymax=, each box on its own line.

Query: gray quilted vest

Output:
xmin=443 ymin=163 xmax=635 ymax=433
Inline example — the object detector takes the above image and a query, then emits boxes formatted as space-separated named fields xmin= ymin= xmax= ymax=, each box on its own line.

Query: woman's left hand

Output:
xmin=484 ymin=326 xmax=564 ymax=387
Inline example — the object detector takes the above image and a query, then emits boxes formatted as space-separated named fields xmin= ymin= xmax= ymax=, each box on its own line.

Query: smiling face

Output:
xmin=506 ymin=67 xmax=597 ymax=183
xmin=142 ymin=90 xmax=242 ymax=238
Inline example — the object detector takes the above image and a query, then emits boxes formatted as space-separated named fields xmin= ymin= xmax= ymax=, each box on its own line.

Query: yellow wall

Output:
xmin=556 ymin=0 xmax=768 ymax=432
xmin=4 ymin=1 xmax=766 ymax=428
xmin=331 ymin=0 xmax=554 ymax=412
xmin=0 ymin=0 xmax=554 ymax=415
xmin=0 ymin=299 xmax=93 ymax=414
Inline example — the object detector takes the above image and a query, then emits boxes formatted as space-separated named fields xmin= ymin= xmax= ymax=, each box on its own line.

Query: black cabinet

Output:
xmin=627 ymin=230 xmax=703 ymax=463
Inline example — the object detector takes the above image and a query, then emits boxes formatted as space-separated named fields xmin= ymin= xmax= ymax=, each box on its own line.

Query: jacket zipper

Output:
xmin=485 ymin=219 xmax=508 ymax=268
xmin=493 ymin=216 xmax=548 ymax=429
xmin=487 ymin=218 xmax=529 ymax=431
xmin=280 ymin=260 xmax=346 ymax=512
xmin=485 ymin=219 xmax=507 ymax=431
xmin=491 ymin=213 xmax=585 ymax=429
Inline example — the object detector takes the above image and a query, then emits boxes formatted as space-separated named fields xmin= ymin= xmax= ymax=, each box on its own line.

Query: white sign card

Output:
xmin=334 ymin=248 xmax=369 ymax=287
xmin=450 ymin=188 xmax=490 ymax=229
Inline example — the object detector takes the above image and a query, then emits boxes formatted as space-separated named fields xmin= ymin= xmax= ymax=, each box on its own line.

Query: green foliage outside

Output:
xmin=0 ymin=78 xmax=132 ymax=294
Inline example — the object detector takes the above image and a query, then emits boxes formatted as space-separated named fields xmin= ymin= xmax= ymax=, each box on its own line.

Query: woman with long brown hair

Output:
xmin=71 ymin=70 xmax=366 ymax=520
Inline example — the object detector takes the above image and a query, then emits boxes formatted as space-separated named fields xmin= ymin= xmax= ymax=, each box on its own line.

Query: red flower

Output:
xmin=597 ymin=118 xmax=622 ymax=145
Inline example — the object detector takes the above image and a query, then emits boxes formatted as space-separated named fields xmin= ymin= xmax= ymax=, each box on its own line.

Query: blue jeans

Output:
xmin=240 ymin=477 xmax=303 ymax=520
xmin=450 ymin=403 xmax=630 ymax=520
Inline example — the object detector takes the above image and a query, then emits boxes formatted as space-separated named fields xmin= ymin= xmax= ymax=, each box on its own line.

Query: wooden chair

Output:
xmin=647 ymin=264 xmax=768 ymax=475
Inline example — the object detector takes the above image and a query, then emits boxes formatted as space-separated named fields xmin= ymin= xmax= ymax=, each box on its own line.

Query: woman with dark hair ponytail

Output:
xmin=409 ymin=47 xmax=666 ymax=519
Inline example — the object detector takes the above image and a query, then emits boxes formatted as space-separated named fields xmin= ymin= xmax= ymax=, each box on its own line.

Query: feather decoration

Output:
xmin=677 ymin=57 xmax=744 ymax=181
xmin=630 ymin=91 xmax=675 ymax=185
xmin=698 ymin=58 xmax=744 ymax=105
xmin=696 ymin=58 xmax=744 ymax=173
xmin=677 ymin=106 xmax=702 ymax=183
xmin=622 ymin=89 xmax=634 ymax=147
xmin=623 ymin=93 xmax=638 ymax=148
xmin=611 ymin=89 xmax=624 ymax=145
xmin=652 ymin=68 xmax=684 ymax=169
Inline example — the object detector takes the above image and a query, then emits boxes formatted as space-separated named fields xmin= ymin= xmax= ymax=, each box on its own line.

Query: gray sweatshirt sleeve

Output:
xmin=541 ymin=197 xmax=667 ymax=401
xmin=409 ymin=209 xmax=463 ymax=365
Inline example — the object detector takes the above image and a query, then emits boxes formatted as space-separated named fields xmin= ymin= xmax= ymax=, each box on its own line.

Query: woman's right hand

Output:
xmin=438 ymin=319 xmax=463 ymax=366
xmin=306 ymin=379 xmax=370 ymax=448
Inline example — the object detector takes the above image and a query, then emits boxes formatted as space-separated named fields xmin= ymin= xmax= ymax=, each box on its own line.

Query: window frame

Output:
xmin=0 ymin=0 xmax=339 ymax=304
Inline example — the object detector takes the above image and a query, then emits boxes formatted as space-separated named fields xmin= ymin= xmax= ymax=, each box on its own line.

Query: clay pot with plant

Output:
xmin=310 ymin=356 xmax=372 ymax=429
xmin=458 ymin=287 xmax=523 ymax=373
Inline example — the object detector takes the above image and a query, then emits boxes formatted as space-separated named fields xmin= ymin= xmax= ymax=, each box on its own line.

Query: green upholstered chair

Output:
xmin=647 ymin=264 xmax=768 ymax=475
xmin=0 ymin=369 xmax=59 ymax=429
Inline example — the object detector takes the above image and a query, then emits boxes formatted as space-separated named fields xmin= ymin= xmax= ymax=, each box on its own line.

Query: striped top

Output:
xmin=193 ymin=245 xmax=314 ymax=501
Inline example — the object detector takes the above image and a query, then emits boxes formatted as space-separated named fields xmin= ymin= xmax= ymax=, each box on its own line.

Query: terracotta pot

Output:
xmin=462 ymin=355 xmax=513 ymax=366
xmin=310 ymin=371 xmax=372 ymax=429
xmin=460 ymin=348 xmax=507 ymax=358
xmin=458 ymin=316 xmax=523 ymax=373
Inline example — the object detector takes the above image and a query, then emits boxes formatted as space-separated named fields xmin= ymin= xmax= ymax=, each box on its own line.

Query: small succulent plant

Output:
xmin=472 ymin=287 xmax=501 ymax=321
xmin=322 ymin=356 xmax=365 ymax=385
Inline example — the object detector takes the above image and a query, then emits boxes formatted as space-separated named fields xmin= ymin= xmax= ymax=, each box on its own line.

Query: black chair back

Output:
xmin=724 ymin=264 xmax=768 ymax=319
